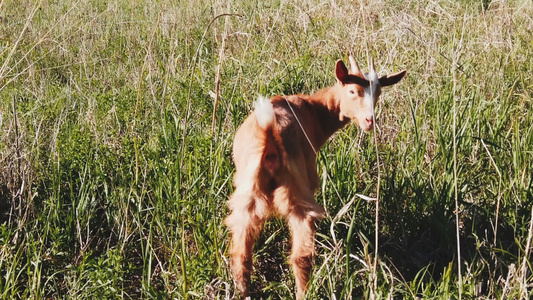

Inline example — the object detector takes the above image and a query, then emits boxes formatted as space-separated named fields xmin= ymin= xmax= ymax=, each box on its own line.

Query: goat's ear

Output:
xmin=335 ymin=59 xmax=349 ymax=85
xmin=379 ymin=70 xmax=407 ymax=87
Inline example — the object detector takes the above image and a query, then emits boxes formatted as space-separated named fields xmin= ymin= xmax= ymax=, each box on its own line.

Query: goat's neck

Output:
xmin=307 ymin=85 xmax=350 ymax=147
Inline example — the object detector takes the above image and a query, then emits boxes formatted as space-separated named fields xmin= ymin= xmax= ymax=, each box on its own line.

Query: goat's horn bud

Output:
xmin=349 ymin=56 xmax=361 ymax=75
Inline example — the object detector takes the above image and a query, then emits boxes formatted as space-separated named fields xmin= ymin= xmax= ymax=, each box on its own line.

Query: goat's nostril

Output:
xmin=366 ymin=118 xmax=373 ymax=125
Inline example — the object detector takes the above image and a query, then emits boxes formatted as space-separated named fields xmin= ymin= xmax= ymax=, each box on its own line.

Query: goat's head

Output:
xmin=335 ymin=56 xmax=406 ymax=131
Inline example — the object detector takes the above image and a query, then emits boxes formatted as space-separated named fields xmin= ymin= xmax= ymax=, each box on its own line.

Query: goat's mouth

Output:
xmin=357 ymin=117 xmax=374 ymax=132
xmin=345 ymin=114 xmax=374 ymax=131
xmin=360 ymin=124 xmax=374 ymax=132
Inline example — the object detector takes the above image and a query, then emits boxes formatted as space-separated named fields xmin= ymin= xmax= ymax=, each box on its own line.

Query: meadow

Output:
xmin=0 ymin=0 xmax=532 ymax=298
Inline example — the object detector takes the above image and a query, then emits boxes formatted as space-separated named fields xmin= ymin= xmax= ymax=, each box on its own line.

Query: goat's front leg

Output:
xmin=225 ymin=192 xmax=266 ymax=298
xmin=288 ymin=208 xmax=318 ymax=300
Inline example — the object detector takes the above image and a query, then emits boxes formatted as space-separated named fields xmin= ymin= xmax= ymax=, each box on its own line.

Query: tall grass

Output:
xmin=1 ymin=0 xmax=532 ymax=298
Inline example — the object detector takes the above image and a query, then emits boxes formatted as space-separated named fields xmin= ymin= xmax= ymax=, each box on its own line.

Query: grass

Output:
xmin=1 ymin=0 xmax=532 ymax=299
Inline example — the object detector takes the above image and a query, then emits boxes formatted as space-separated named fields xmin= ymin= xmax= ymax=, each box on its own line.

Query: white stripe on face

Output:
xmin=364 ymin=70 xmax=380 ymax=109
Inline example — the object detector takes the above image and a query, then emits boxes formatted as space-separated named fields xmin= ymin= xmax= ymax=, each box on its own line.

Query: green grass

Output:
xmin=1 ymin=0 xmax=532 ymax=299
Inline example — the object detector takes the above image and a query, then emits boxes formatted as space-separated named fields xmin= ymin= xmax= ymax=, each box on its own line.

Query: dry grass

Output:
xmin=0 ymin=0 xmax=532 ymax=298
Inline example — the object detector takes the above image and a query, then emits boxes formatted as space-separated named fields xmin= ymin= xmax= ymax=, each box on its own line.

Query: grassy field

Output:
xmin=1 ymin=0 xmax=532 ymax=298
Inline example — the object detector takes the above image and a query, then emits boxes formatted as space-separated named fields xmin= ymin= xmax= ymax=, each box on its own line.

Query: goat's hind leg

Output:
xmin=225 ymin=188 xmax=267 ymax=298
xmin=288 ymin=208 xmax=317 ymax=300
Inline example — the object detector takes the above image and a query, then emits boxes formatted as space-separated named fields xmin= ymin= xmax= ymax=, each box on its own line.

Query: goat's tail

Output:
xmin=254 ymin=95 xmax=283 ymax=176
xmin=255 ymin=95 xmax=275 ymax=129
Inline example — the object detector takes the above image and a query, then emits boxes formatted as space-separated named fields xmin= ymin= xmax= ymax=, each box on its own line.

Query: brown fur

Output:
xmin=225 ymin=58 xmax=406 ymax=299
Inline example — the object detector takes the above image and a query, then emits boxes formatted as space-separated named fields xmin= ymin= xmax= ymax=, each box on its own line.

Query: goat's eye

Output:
xmin=349 ymin=90 xmax=355 ymax=95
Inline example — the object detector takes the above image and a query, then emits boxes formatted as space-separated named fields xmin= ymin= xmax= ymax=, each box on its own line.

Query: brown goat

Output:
xmin=225 ymin=56 xmax=406 ymax=299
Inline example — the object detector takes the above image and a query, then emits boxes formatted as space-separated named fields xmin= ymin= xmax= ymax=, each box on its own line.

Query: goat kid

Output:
xmin=225 ymin=56 xmax=406 ymax=299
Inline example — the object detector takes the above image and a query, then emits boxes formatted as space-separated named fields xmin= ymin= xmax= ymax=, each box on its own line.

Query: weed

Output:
xmin=0 ymin=0 xmax=532 ymax=299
